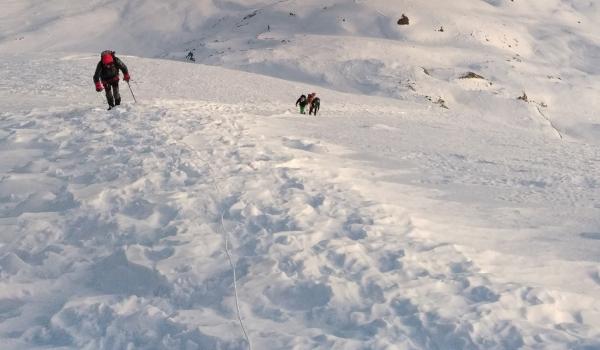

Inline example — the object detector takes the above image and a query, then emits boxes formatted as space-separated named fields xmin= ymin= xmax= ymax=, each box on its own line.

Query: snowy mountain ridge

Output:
xmin=3 ymin=0 xmax=600 ymax=141
xmin=1 ymin=1 xmax=600 ymax=349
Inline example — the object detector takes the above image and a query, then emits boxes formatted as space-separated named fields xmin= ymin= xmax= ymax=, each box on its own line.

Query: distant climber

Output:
xmin=295 ymin=94 xmax=307 ymax=114
xmin=93 ymin=50 xmax=130 ymax=110
xmin=186 ymin=50 xmax=195 ymax=62
xmin=307 ymin=92 xmax=316 ymax=106
xmin=309 ymin=96 xmax=320 ymax=116
xmin=397 ymin=14 xmax=410 ymax=25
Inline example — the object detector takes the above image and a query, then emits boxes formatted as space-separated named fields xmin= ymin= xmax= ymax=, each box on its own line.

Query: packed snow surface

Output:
xmin=1 ymin=0 xmax=600 ymax=349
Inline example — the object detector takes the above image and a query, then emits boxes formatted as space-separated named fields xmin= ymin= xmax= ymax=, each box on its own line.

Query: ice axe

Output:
xmin=126 ymin=81 xmax=137 ymax=104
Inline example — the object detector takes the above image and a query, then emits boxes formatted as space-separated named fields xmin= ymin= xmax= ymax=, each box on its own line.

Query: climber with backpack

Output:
xmin=306 ymin=92 xmax=316 ymax=106
xmin=309 ymin=96 xmax=320 ymax=116
xmin=93 ymin=50 xmax=131 ymax=110
xmin=295 ymin=94 xmax=308 ymax=114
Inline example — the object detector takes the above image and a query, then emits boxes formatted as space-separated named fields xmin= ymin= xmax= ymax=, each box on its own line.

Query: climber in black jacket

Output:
xmin=93 ymin=50 xmax=130 ymax=110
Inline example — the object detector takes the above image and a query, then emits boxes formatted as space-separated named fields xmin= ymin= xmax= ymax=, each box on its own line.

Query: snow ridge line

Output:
xmin=214 ymin=172 xmax=253 ymax=350
xmin=174 ymin=135 xmax=253 ymax=350
xmin=535 ymin=105 xmax=563 ymax=140
xmin=151 ymin=100 xmax=252 ymax=348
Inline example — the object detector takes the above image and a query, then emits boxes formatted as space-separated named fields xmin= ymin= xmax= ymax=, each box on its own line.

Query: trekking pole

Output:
xmin=127 ymin=81 xmax=137 ymax=103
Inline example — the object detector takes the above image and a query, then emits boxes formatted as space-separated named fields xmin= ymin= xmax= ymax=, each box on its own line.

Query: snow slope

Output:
xmin=1 ymin=53 xmax=600 ymax=349
xmin=1 ymin=0 xmax=600 ymax=349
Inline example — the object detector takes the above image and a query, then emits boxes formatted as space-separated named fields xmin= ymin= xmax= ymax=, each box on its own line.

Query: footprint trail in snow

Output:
xmin=1 ymin=100 xmax=599 ymax=349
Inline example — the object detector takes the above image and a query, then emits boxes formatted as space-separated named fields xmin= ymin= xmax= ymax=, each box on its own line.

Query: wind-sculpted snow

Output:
xmin=0 ymin=99 xmax=597 ymax=349
xmin=1 ymin=55 xmax=600 ymax=348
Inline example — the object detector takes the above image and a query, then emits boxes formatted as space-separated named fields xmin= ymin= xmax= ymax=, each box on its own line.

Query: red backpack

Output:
xmin=101 ymin=50 xmax=116 ymax=65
